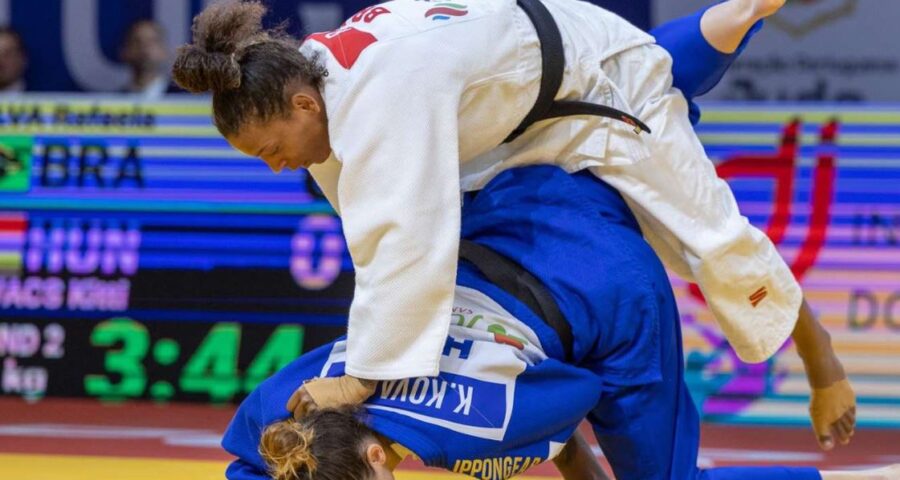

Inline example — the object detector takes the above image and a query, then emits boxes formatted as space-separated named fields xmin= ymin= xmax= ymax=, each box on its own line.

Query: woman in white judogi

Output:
xmin=172 ymin=0 xmax=855 ymax=452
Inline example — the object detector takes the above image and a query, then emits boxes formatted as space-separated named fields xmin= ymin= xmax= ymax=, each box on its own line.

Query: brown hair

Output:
xmin=259 ymin=409 xmax=377 ymax=480
xmin=172 ymin=0 xmax=326 ymax=136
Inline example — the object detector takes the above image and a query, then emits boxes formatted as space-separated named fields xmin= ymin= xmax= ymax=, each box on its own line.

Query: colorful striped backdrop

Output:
xmin=0 ymin=97 xmax=897 ymax=424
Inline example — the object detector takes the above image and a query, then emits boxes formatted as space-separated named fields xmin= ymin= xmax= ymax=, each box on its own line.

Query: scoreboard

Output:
xmin=0 ymin=96 xmax=351 ymax=403
xmin=1 ymin=96 xmax=898 ymax=429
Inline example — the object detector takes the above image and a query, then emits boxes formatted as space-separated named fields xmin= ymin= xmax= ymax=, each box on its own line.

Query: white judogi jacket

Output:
xmin=302 ymin=0 xmax=802 ymax=379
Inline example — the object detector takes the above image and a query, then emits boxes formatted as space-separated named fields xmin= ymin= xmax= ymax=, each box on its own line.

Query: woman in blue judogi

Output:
xmin=224 ymin=164 xmax=890 ymax=480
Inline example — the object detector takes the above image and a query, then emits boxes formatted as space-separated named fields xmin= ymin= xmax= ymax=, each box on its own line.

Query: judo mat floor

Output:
xmin=0 ymin=397 xmax=898 ymax=479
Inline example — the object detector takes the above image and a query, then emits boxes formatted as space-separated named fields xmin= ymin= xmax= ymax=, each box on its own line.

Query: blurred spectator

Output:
xmin=0 ymin=26 xmax=28 ymax=94
xmin=120 ymin=19 xmax=179 ymax=98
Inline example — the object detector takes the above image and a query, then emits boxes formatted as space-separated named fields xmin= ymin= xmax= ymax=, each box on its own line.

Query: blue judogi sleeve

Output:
xmin=223 ymin=389 xmax=267 ymax=480
xmin=650 ymin=5 xmax=763 ymax=124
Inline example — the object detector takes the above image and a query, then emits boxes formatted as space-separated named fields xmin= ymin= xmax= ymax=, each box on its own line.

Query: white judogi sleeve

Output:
xmin=321 ymin=42 xmax=466 ymax=380
xmin=593 ymin=42 xmax=803 ymax=363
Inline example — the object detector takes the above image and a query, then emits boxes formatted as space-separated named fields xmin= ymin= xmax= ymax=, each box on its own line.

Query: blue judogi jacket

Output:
xmin=223 ymin=164 xmax=677 ymax=479
xmin=226 ymin=164 xmax=643 ymax=473
xmin=222 ymin=7 xmax=765 ymax=480
xmin=223 ymin=163 xmax=705 ymax=479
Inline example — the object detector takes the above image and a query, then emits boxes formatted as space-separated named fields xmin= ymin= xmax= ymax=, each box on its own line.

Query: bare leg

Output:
xmin=793 ymin=300 xmax=857 ymax=450
xmin=553 ymin=429 xmax=611 ymax=480
xmin=700 ymin=0 xmax=786 ymax=53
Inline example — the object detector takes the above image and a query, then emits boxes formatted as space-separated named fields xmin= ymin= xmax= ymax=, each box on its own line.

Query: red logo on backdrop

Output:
xmin=305 ymin=6 xmax=390 ymax=69
xmin=689 ymin=119 xmax=839 ymax=303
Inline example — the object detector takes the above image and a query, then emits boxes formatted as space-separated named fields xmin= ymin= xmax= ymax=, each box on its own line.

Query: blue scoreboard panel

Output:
xmin=0 ymin=96 xmax=352 ymax=403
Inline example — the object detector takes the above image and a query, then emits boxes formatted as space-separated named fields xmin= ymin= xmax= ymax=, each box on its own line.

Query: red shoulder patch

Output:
xmin=306 ymin=27 xmax=378 ymax=69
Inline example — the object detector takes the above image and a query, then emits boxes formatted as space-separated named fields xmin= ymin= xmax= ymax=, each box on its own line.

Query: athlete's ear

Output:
xmin=366 ymin=441 xmax=388 ymax=467
xmin=290 ymin=91 xmax=321 ymax=114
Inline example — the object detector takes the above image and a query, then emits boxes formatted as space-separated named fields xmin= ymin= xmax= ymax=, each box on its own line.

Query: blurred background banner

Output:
xmin=3 ymin=0 xmax=366 ymax=92
xmin=0 ymin=96 xmax=352 ymax=403
xmin=0 ymin=0 xmax=651 ymax=93
xmin=9 ymin=0 xmax=900 ymax=100
xmin=682 ymin=103 xmax=900 ymax=428
xmin=0 ymin=96 xmax=898 ymax=430
xmin=654 ymin=0 xmax=900 ymax=102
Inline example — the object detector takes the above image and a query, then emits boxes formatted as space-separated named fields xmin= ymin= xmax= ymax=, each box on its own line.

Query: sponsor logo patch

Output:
xmin=425 ymin=2 xmax=468 ymax=21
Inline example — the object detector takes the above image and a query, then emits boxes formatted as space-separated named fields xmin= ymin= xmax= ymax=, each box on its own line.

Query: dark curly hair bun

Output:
xmin=173 ymin=45 xmax=242 ymax=93
xmin=173 ymin=0 xmax=327 ymax=136
xmin=172 ymin=0 xmax=267 ymax=94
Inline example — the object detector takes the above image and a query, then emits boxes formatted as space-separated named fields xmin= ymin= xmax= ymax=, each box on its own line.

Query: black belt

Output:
xmin=458 ymin=239 xmax=574 ymax=361
xmin=504 ymin=0 xmax=652 ymax=144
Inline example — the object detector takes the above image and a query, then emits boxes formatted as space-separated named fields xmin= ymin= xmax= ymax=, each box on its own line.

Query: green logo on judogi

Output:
xmin=0 ymin=135 xmax=33 ymax=192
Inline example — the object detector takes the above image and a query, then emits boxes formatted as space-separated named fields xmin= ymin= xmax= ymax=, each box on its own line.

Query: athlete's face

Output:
xmin=227 ymin=85 xmax=331 ymax=174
